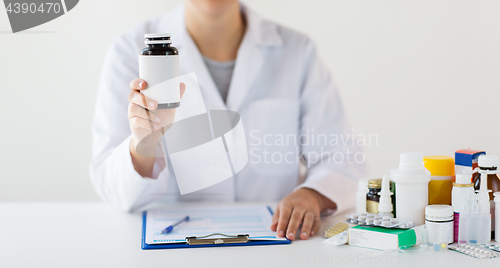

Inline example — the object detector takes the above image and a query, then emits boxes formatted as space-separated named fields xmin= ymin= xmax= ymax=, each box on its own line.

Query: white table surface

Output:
xmin=1 ymin=202 xmax=499 ymax=268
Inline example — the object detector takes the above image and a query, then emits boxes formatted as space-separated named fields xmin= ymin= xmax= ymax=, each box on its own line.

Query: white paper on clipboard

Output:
xmin=145 ymin=205 xmax=287 ymax=244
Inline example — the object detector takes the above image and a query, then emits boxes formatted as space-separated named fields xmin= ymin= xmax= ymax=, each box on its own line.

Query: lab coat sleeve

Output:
xmin=90 ymin=34 xmax=170 ymax=212
xmin=296 ymin=39 xmax=368 ymax=216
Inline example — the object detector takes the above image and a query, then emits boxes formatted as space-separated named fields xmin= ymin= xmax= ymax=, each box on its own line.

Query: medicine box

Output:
xmin=455 ymin=149 xmax=485 ymax=174
xmin=348 ymin=226 xmax=416 ymax=250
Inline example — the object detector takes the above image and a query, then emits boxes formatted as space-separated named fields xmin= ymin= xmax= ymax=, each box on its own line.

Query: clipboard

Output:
xmin=141 ymin=206 xmax=291 ymax=250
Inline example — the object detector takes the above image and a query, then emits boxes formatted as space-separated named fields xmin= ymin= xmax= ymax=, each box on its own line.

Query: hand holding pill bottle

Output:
xmin=127 ymin=33 xmax=185 ymax=177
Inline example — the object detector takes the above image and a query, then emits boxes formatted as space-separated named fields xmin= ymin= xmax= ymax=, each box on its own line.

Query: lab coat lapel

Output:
xmin=226 ymin=11 xmax=263 ymax=112
xmin=226 ymin=35 xmax=263 ymax=112
xmin=176 ymin=11 xmax=226 ymax=111
xmin=226 ymin=6 xmax=283 ymax=112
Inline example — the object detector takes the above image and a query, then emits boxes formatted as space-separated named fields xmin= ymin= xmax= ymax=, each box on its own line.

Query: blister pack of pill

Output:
xmin=448 ymin=244 xmax=500 ymax=259
xmin=345 ymin=213 xmax=415 ymax=229
xmin=478 ymin=244 xmax=500 ymax=253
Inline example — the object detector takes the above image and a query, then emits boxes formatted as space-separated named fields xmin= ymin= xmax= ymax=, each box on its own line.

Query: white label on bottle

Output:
xmin=139 ymin=55 xmax=180 ymax=104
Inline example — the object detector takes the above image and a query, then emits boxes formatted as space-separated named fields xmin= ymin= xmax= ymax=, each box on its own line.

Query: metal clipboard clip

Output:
xmin=186 ymin=233 xmax=249 ymax=245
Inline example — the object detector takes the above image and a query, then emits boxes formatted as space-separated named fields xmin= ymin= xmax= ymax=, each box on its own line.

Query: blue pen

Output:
xmin=161 ymin=216 xmax=190 ymax=234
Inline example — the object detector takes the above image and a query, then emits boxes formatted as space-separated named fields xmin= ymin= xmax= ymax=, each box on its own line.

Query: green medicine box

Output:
xmin=348 ymin=226 xmax=417 ymax=250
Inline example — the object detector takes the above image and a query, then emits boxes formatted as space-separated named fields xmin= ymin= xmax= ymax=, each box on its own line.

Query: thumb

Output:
xmin=180 ymin=83 xmax=186 ymax=99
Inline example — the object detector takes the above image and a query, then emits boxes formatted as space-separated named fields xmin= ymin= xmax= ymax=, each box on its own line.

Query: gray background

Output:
xmin=0 ymin=0 xmax=499 ymax=202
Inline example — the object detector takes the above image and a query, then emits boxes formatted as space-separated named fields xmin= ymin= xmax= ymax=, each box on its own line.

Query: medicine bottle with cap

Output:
xmin=425 ymin=205 xmax=454 ymax=244
xmin=366 ymin=179 xmax=381 ymax=214
xmin=451 ymin=173 xmax=475 ymax=242
xmin=473 ymin=155 xmax=500 ymax=239
xmin=424 ymin=155 xmax=455 ymax=205
xmin=139 ymin=33 xmax=180 ymax=109
xmin=392 ymin=152 xmax=431 ymax=225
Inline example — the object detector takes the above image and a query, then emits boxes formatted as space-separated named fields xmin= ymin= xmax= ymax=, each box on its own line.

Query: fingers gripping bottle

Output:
xmin=392 ymin=152 xmax=431 ymax=225
xmin=139 ymin=33 xmax=180 ymax=109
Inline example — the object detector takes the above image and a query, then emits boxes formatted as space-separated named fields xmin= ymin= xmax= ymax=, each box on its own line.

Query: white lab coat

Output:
xmin=90 ymin=4 xmax=367 ymax=213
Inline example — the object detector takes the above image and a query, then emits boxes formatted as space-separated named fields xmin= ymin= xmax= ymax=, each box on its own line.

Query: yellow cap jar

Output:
xmin=424 ymin=156 xmax=455 ymax=205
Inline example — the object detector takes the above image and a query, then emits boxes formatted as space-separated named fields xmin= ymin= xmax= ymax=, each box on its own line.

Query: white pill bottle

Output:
xmin=139 ymin=33 xmax=180 ymax=109
xmin=425 ymin=205 xmax=454 ymax=244
xmin=392 ymin=152 xmax=431 ymax=225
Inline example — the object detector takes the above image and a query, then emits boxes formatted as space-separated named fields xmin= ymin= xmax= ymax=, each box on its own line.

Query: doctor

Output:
xmin=91 ymin=0 xmax=366 ymax=241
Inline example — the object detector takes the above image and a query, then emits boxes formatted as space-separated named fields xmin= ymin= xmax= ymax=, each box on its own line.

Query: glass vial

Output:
xmin=366 ymin=179 xmax=382 ymax=214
